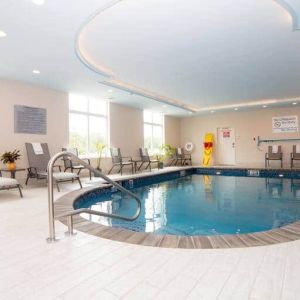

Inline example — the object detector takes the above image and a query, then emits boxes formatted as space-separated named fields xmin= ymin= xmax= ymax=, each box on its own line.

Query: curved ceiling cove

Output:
xmin=77 ymin=0 xmax=300 ymax=113
xmin=275 ymin=0 xmax=300 ymax=30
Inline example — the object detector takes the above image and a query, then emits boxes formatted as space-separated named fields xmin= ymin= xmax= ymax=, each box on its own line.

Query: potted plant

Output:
xmin=94 ymin=141 xmax=106 ymax=176
xmin=0 ymin=150 xmax=21 ymax=170
xmin=157 ymin=144 xmax=175 ymax=169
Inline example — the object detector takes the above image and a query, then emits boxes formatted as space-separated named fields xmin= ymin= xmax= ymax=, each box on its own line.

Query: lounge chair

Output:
xmin=25 ymin=143 xmax=82 ymax=191
xmin=0 ymin=172 xmax=23 ymax=198
xmin=265 ymin=145 xmax=283 ymax=168
xmin=108 ymin=147 xmax=134 ymax=175
xmin=171 ymin=148 xmax=192 ymax=166
xmin=138 ymin=148 xmax=159 ymax=171
xmin=291 ymin=145 xmax=300 ymax=168
xmin=62 ymin=148 xmax=92 ymax=180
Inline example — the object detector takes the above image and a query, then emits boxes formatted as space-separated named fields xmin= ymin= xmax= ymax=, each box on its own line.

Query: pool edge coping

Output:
xmin=55 ymin=167 xmax=300 ymax=249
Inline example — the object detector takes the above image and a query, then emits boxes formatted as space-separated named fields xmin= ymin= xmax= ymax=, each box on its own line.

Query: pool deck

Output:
xmin=2 ymin=166 xmax=300 ymax=299
xmin=55 ymin=166 xmax=300 ymax=249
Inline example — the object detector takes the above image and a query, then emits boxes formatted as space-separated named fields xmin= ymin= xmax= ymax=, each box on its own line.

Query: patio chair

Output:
xmin=108 ymin=147 xmax=134 ymax=175
xmin=265 ymin=145 xmax=283 ymax=168
xmin=0 ymin=171 xmax=23 ymax=198
xmin=138 ymin=148 xmax=159 ymax=171
xmin=25 ymin=143 xmax=82 ymax=191
xmin=62 ymin=148 xmax=92 ymax=180
xmin=291 ymin=145 xmax=300 ymax=168
xmin=171 ymin=148 xmax=192 ymax=166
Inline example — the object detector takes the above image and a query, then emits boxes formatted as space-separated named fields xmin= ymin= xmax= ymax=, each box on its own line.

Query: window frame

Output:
xmin=143 ymin=110 xmax=165 ymax=154
xmin=69 ymin=94 xmax=109 ymax=157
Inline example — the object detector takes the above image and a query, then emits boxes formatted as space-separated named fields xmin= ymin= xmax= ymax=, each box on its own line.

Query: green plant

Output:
xmin=94 ymin=141 xmax=106 ymax=169
xmin=157 ymin=144 xmax=176 ymax=163
xmin=0 ymin=150 xmax=21 ymax=164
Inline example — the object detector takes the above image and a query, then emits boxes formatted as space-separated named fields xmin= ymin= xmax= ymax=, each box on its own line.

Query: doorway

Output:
xmin=217 ymin=127 xmax=236 ymax=165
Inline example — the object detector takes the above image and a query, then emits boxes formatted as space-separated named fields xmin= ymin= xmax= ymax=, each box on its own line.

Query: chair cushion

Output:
xmin=53 ymin=172 xmax=79 ymax=181
xmin=0 ymin=177 xmax=19 ymax=188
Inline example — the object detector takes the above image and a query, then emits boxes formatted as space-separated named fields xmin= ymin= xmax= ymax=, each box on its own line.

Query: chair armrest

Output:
xmin=81 ymin=158 xmax=91 ymax=165
xmin=122 ymin=156 xmax=132 ymax=162
xmin=27 ymin=167 xmax=38 ymax=175
xmin=265 ymin=153 xmax=268 ymax=159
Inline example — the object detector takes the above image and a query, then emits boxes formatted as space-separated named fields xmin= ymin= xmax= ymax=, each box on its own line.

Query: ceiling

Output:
xmin=0 ymin=0 xmax=300 ymax=116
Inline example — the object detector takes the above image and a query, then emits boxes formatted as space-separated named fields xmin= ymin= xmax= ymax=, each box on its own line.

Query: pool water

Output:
xmin=78 ymin=175 xmax=300 ymax=236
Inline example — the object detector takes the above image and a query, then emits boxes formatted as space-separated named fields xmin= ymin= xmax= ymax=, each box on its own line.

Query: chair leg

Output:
xmin=89 ymin=170 xmax=92 ymax=180
xmin=56 ymin=181 xmax=60 ymax=192
xmin=131 ymin=163 xmax=134 ymax=174
xmin=281 ymin=159 xmax=283 ymax=168
xmin=18 ymin=185 xmax=23 ymax=198
xmin=25 ymin=174 xmax=30 ymax=185
xmin=120 ymin=165 xmax=123 ymax=175
xmin=77 ymin=178 xmax=82 ymax=189
xmin=149 ymin=163 xmax=152 ymax=172
xmin=108 ymin=165 xmax=115 ymax=174
xmin=138 ymin=162 xmax=144 ymax=171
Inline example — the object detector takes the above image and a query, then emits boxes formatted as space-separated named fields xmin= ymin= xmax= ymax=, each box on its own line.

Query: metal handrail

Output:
xmin=46 ymin=151 xmax=141 ymax=242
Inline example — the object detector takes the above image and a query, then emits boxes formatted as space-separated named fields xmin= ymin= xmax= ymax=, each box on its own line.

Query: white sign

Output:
xmin=272 ymin=115 xmax=298 ymax=133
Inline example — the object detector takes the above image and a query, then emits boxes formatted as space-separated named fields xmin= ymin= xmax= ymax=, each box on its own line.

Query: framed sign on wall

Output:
xmin=272 ymin=115 xmax=298 ymax=133
xmin=14 ymin=105 xmax=47 ymax=135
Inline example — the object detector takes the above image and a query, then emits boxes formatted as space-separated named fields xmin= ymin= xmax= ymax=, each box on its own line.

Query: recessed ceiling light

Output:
xmin=234 ymin=108 xmax=238 ymax=111
xmin=210 ymin=110 xmax=215 ymax=113
xmin=32 ymin=69 xmax=40 ymax=74
xmin=188 ymin=112 xmax=193 ymax=115
xmin=262 ymin=105 xmax=267 ymax=108
xmin=162 ymin=104 xmax=167 ymax=108
xmin=0 ymin=31 xmax=7 ymax=38
xmin=292 ymin=102 xmax=297 ymax=105
xmin=108 ymin=89 xmax=113 ymax=93
xmin=32 ymin=0 xmax=45 ymax=5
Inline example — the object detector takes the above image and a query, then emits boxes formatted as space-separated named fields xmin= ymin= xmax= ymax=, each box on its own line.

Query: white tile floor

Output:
xmin=1 ymin=176 xmax=300 ymax=299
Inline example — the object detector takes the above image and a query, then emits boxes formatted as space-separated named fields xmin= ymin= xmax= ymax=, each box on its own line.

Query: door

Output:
xmin=217 ymin=127 xmax=236 ymax=165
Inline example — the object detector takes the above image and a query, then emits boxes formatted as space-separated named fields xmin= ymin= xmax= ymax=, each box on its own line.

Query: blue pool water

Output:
xmin=77 ymin=174 xmax=300 ymax=236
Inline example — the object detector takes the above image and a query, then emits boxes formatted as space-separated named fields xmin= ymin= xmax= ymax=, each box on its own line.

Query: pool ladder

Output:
xmin=46 ymin=151 xmax=142 ymax=243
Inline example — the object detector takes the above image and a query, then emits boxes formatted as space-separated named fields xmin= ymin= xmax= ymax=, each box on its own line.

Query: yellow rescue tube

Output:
xmin=203 ymin=133 xmax=214 ymax=166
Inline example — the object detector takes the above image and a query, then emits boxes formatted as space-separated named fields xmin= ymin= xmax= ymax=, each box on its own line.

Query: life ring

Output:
xmin=185 ymin=142 xmax=194 ymax=152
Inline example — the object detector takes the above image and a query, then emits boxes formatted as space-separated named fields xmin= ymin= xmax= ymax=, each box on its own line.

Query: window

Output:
xmin=143 ymin=111 xmax=164 ymax=154
xmin=69 ymin=94 xmax=108 ymax=156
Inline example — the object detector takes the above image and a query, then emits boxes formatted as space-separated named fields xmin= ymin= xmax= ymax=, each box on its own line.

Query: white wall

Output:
xmin=0 ymin=79 xmax=181 ymax=176
xmin=180 ymin=107 xmax=300 ymax=168
xmin=0 ymin=79 xmax=69 ymax=178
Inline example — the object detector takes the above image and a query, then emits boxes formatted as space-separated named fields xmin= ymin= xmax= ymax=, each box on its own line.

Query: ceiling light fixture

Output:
xmin=32 ymin=0 xmax=45 ymax=5
xmin=162 ymin=104 xmax=167 ymax=108
xmin=234 ymin=108 xmax=238 ymax=111
xmin=0 ymin=30 xmax=7 ymax=38
xmin=108 ymin=89 xmax=113 ymax=93
xmin=262 ymin=105 xmax=267 ymax=108
xmin=32 ymin=69 xmax=40 ymax=74
xmin=292 ymin=102 xmax=298 ymax=105
xmin=210 ymin=110 xmax=215 ymax=113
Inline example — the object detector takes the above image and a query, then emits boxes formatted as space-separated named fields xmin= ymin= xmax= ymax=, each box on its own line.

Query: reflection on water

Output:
xmin=79 ymin=175 xmax=300 ymax=236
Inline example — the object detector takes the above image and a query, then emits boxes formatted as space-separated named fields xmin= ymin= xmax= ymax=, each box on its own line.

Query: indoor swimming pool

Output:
xmin=74 ymin=172 xmax=300 ymax=236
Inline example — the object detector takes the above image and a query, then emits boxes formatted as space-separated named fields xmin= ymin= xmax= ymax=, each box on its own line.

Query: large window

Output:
xmin=69 ymin=94 xmax=108 ymax=156
xmin=143 ymin=111 xmax=164 ymax=154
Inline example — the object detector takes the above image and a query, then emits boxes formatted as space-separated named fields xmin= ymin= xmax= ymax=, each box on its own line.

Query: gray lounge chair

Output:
xmin=171 ymin=148 xmax=192 ymax=166
xmin=0 ymin=172 xmax=23 ymax=198
xmin=25 ymin=143 xmax=82 ymax=191
xmin=138 ymin=148 xmax=159 ymax=171
xmin=265 ymin=145 xmax=283 ymax=168
xmin=291 ymin=145 xmax=300 ymax=168
xmin=108 ymin=147 xmax=134 ymax=175
xmin=62 ymin=148 xmax=92 ymax=180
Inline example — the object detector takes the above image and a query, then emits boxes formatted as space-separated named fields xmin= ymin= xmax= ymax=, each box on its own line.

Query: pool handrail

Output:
xmin=46 ymin=151 xmax=141 ymax=242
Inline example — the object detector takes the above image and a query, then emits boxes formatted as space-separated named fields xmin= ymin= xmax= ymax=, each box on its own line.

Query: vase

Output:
xmin=7 ymin=162 xmax=16 ymax=170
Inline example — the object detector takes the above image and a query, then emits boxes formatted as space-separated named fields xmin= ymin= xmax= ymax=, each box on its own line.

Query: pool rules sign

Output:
xmin=272 ymin=115 xmax=298 ymax=133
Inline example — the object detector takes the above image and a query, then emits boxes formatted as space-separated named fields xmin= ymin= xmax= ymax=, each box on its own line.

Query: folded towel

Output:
xmin=272 ymin=145 xmax=279 ymax=153
xmin=296 ymin=145 xmax=300 ymax=153
xmin=32 ymin=143 xmax=43 ymax=155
